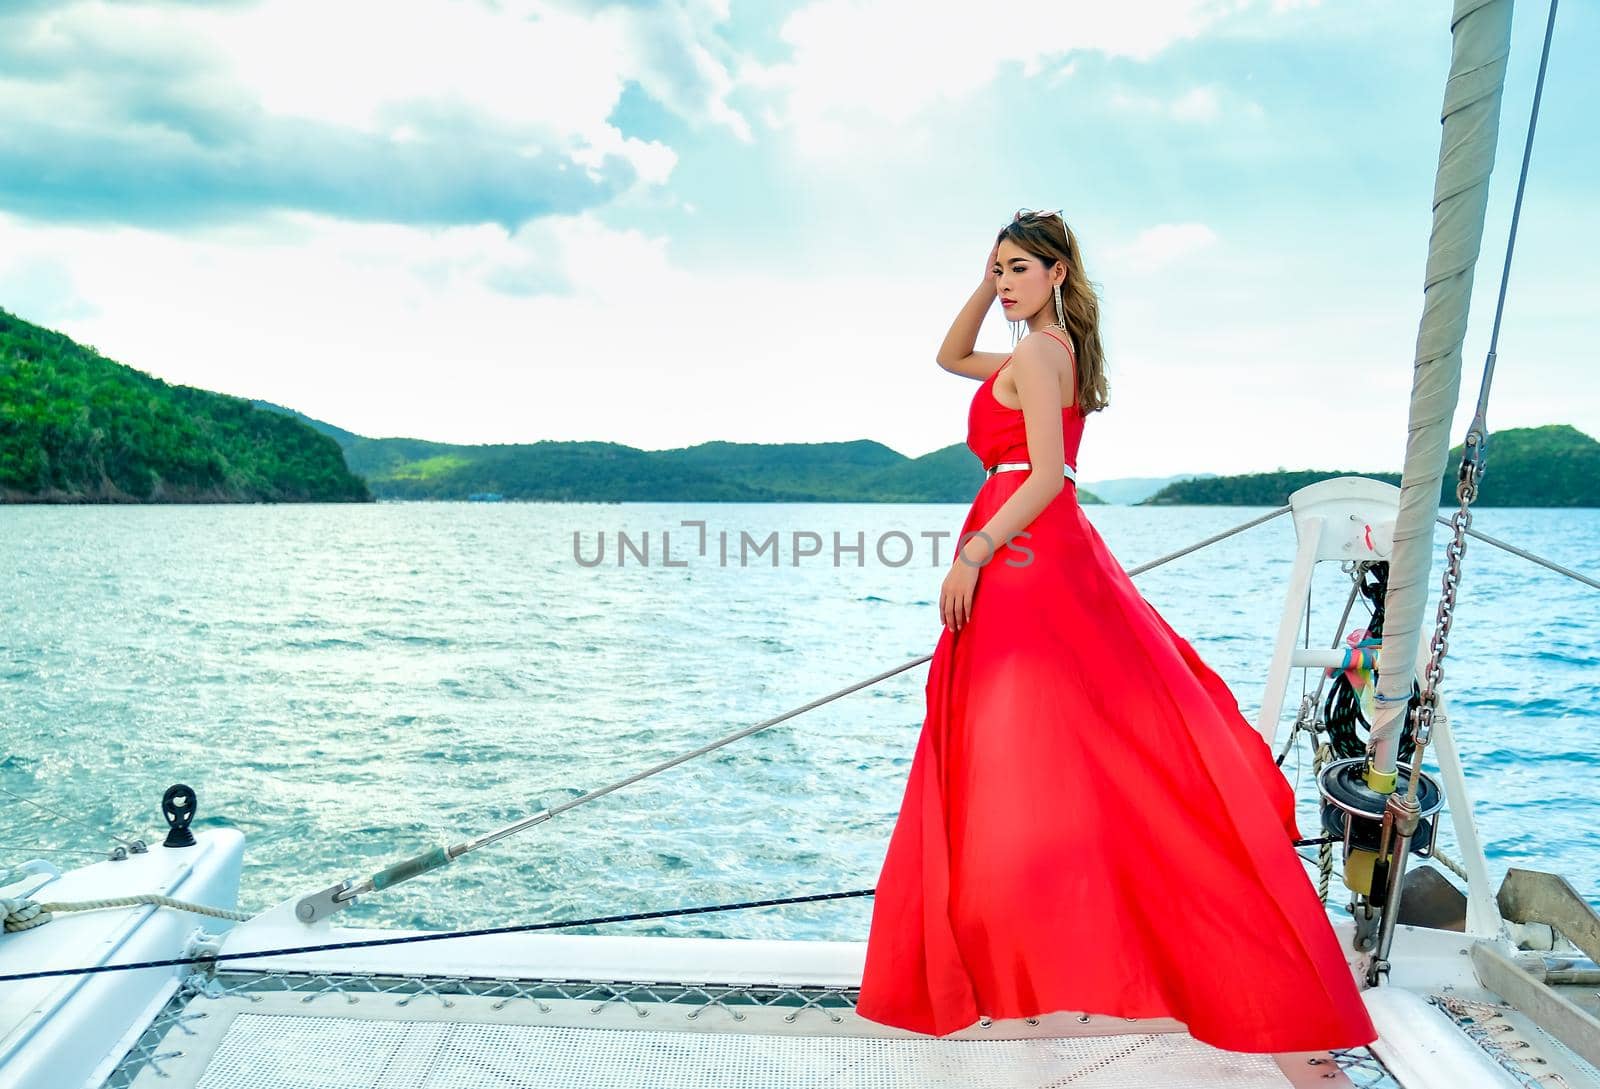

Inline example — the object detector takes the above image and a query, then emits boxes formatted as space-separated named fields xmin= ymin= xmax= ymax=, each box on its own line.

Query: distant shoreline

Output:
xmin=6 ymin=307 xmax=1597 ymax=508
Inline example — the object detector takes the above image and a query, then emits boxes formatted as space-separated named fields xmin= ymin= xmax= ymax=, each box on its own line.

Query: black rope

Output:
xmin=0 ymin=886 xmax=876 ymax=984
xmin=1292 ymin=835 xmax=1338 ymax=849
xmin=1322 ymin=562 xmax=1418 ymax=763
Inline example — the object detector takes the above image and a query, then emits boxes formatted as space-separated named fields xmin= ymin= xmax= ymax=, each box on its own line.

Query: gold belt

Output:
xmin=985 ymin=461 xmax=1077 ymax=480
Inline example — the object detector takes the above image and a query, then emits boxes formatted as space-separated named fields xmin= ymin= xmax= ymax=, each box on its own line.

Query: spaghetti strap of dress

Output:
xmin=1038 ymin=326 xmax=1075 ymax=359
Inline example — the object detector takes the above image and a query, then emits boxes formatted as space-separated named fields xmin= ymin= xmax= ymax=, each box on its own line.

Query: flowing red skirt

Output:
xmin=855 ymin=478 xmax=1378 ymax=1053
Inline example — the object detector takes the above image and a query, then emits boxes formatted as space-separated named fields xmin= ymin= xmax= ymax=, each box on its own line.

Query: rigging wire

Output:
xmin=0 ymin=844 xmax=107 ymax=859
xmin=1458 ymin=0 xmax=1561 ymax=474
xmin=0 ymin=785 xmax=141 ymax=851
xmin=0 ymin=887 xmax=877 ymax=984
xmin=1443 ymin=516 xmax=1598 ymax=591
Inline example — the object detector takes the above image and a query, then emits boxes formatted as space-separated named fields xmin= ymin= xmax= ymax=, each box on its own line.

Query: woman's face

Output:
xmin=993 ymin=238 xmax=1059 ymax=322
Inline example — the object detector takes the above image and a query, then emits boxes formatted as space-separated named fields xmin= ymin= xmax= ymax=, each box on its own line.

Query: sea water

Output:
xmin=2 ymin=501 xmax=1595 ymax=937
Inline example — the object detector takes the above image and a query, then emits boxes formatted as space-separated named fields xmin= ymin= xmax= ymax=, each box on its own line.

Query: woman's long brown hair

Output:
xmin=997 ymin=211 xmax=1109 ymax=414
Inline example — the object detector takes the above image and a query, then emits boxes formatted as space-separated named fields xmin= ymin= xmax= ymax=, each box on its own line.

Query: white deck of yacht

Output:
xmin=7 ymin=829 xmax=1598 ymax=1089
xmin=111 ymin=980 xmax=1391 ymax=1089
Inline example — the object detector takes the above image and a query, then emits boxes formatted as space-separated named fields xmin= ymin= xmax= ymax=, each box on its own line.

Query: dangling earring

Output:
xmin=1052 ymin=282 xmax=1066 ymax=332
xmin=1009 ymin=319 xmax=1023 ymax=348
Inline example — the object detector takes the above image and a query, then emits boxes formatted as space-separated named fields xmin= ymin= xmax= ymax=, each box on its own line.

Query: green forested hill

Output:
xmin=244 ymin=398 xmax=1104 ymax=502
xmin=311 ymin=429 xmax=1105 ymax=503
xmin=1144 ymin=469 xmax=1404 ymax=506
xmin=1468 ymin=425 xmax=1600 ymax=505
xmin=1141 ymin=425 xmax=1600 ymax=506
xmin=651 ymin=439 xmax=905 ymax=499
xmin=0 ymin=309 xmax=370 ymax=503
xmin=355 ymin=438 xmax=780 ymax=502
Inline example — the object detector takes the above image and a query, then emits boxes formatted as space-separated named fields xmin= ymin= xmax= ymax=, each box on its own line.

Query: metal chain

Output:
xmin=1408 ymin=461 xmax=1479 ymax=789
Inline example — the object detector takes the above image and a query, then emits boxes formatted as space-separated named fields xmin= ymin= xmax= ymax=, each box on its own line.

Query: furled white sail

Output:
xmin=1369 ymin=0 xmax=1515 ymax=774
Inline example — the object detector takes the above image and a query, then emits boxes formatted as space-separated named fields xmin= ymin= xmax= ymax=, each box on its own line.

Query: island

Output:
xmin=260 ymin=407 xmax=1108 ymax=505
xmin=1139 ymin=424 xmax=1600 ymax=507
xmin=0 ymin=308 xmax=370 ymax=503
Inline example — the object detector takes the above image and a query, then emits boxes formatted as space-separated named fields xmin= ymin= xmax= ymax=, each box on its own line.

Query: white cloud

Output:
xmin=746 ymin=0 xmax=1291 ymax=155
xmin=1103 ymin=82 xmax=1262 ymax=124
xmin=0 ymin=0 xmax=744 ymax=226
xmin=215 ymin=2 xmax=626 ymax=134
xmin=1103 ymin=223 xmax=1219 ymax=274
xmin=0 ymin=254 xmax=95 ymax=326
xmin=211 ymin=0 xmax=749 ymax=145
xmin=1170 ymin=86 xmax=1222 ymax=122
xmin=610 ymin=0 xmax=754 ymax=144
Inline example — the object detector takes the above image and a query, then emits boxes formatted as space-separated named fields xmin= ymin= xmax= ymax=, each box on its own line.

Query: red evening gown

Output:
xmin=855 ymin=327 xmax=1377 ymax=1053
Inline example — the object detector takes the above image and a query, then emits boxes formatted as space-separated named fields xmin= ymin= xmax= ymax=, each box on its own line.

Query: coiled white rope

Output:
xmin=1313 ymin=739 xmax=1336 ymax=903
xmin=3 ymin=894 xmax=251 ymax=933
xmin=1429 ymin=847 xmax=1471 ymax=884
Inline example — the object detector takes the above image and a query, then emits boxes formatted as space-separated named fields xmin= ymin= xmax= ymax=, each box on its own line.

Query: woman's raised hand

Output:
xmin=982 ymin=239 xmax=1000 ymax=288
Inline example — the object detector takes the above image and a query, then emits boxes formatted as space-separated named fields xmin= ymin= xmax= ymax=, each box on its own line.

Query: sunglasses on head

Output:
xmin=1014 ymin=208 xmax=1064 ymax=224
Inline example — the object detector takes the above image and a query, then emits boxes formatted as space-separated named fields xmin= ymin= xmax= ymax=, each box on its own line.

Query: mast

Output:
xmin=1367 ymin=0 xmax=1515 ymax=787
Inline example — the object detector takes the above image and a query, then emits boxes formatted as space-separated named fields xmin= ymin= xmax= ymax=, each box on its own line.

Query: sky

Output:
xmin=0 ymin=0 xmax=1592 ymax=479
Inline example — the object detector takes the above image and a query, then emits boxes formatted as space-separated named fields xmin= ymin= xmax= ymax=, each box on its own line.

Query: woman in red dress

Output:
xmin=854 ymin=209 xmax=1378 ymax=1054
